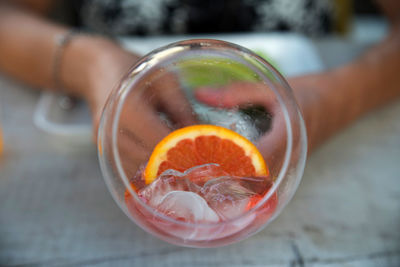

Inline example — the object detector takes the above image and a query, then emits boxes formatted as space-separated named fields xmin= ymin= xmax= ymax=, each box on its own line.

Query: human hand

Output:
xmin=195 ymin=82 xmax=288 ymax=176
xmin=85 ymin=42 xmax=197 ymax=178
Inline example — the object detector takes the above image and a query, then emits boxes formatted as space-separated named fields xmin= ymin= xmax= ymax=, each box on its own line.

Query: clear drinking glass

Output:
xmin=98 ymin=39 xmax=307 ymax=247
xmin=0 ymin=94 xmax=3 ymax=156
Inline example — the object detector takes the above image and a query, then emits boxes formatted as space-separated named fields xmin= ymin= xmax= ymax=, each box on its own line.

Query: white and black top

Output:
xmin=69 ymin=0 xmax=334 ymax=36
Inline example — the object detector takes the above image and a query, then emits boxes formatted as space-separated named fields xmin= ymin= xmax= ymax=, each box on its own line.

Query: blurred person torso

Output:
xmin=65 ymin=0 xmax=337 ymax=36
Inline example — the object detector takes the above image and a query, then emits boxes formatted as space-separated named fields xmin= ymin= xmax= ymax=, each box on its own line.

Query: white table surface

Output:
xmin=1 ymin=32 xmax=400 ymax=266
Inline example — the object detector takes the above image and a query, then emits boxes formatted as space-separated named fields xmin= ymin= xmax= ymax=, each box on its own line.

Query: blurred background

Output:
xmin=0 ymin=0 xmax=399 ymax=266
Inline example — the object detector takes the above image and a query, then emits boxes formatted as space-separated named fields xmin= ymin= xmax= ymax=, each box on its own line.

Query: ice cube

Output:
xmin=182 ymin=163 xmax=229 ymax=186
xmin=138 ymin=169 xmax=200 ymax=207
xmin=157 ymin=191 xmax=219 ymax=223
xmin=201 ymin=177 xmax=257 ymax=220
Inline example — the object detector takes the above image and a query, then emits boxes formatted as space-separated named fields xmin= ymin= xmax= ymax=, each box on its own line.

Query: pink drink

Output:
xmin=125 ymin=164 xmax=277 ymax=246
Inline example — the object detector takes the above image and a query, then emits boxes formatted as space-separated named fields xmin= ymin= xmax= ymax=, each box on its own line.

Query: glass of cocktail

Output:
xmin=98 ymin=39 xmax=307 ymax=247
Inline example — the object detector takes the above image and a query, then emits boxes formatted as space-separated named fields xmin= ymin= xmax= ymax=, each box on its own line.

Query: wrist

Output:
xmin=60 ymin=34 xmax=139 ymax=111
xmin=86 ymin=38 xmax=139 ymax=115
xmin=59 ymin=34 xmax=103 ymax=98
xmin=290 ymin=70 xmax=341 ymax=151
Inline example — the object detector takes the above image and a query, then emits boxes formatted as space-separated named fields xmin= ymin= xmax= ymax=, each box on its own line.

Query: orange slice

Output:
xmin=144 ymin=124 xmax=268 ymax=184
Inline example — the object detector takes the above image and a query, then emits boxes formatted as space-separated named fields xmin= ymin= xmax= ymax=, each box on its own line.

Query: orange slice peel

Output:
xmin=144 ymin=124 xmax=268 ymax=184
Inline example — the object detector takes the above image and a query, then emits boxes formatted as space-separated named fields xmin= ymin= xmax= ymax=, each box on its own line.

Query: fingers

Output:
xmin=118 ymin=133 xmax=149 ymax=181
xmin=195 ymin=81 xmax=288 ymax=176
xmin=100 ymin=71 xmax=198 ymax=180
xmin=117 ymin=94 xmax=172 ymax=178
xmin=195 ymin=82 xmax=277 ymax=110
xmin=119 ymin=94 xmax=171 ymax=148
xmin=149 ymin=72 xmax=198 ymax=127
xmin=257 ymin=109 xmax=287 ymax=176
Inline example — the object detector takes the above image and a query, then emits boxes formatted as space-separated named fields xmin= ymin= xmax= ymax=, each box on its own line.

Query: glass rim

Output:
xmin=102 ymin=39 xmax=301 ymax=228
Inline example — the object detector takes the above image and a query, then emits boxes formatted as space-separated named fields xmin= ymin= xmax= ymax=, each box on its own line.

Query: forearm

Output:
xmin=296 ymin=25 xmax=400 ymax=152
xmin=0 ymin=5 xmax=138 ymax=103
xmin=0 ymin=5 xmax=71 ymax=91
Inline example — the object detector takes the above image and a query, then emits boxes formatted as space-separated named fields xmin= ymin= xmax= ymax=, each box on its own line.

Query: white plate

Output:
xmin=34 ymin=33 xmax=324 ymax=144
